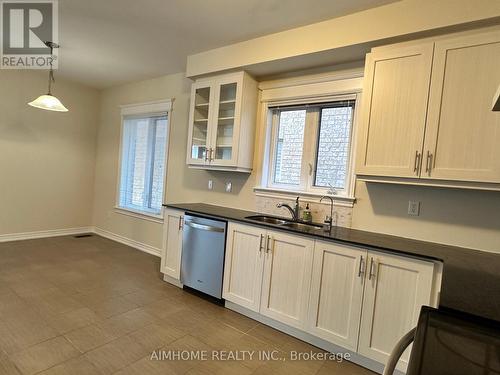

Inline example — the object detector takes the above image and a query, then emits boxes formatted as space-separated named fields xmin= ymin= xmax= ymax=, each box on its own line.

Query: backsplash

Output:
xmin=255 ymin=196 xmax=353 ymax=228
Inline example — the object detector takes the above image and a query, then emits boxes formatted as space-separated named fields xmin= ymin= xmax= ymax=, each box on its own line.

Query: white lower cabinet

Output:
xmin=223 ymin=223 xmax=265 ymax=312
xmin=259 ymin=230 xmax=314 ymax=329
xmin=222 ymin=221 xmax=439 ymax=373
xmin=307 ymin=241 xmax=366 ymax=351
xmin=358 ymin=251 xmax=435 ymax=371
xmin=223 ymin=224 xmax=314 ymax=328
xmin=161 ymin=209 xmax=184 ymax=282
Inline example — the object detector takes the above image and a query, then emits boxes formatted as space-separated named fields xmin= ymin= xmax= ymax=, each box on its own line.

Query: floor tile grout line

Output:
xmin=7 ymin=335 xmax=80 ymax=375
xmin=30 ymin=338 xmax=83 ymax=375
xmin=107 ymin=332 xmax=191 ymax=375
xmin=1 ymin=236 xmax=374 ymax=375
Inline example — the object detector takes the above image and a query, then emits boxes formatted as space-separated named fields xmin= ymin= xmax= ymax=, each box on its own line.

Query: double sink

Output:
xmin=245 ymin=215 xmax=323 ymax=231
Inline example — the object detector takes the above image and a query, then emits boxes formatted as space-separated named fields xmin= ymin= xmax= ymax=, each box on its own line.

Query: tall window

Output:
xmin=118 ymin=114 xmax=168 ymax=216
xmin=268 ymin=99 xmax=355 ymax=195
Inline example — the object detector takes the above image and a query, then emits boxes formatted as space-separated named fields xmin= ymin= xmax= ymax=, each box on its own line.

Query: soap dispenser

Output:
xmin=302 ymin=203 xmax=312 ymax=222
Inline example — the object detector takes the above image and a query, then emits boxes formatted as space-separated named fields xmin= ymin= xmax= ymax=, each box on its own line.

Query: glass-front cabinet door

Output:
xmin=210 ymin=78 xmax=241 ymax=166
xmin=186 ymin=71 xmax=257 ymax=172
xmin=187 ymin=82 xmax=213 ymax=164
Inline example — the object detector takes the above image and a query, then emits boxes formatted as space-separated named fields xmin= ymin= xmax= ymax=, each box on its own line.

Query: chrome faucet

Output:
xmin=277 ymin=196 xmax=300 ymax=221
xmin=320 ymin=195 xmax=335 ymax=230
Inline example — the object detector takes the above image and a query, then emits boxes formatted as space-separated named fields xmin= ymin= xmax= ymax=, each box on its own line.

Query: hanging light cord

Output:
xmin=47 ymin=44 xmax=55 ymax=95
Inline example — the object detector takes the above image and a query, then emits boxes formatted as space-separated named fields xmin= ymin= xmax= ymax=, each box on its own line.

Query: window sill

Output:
xmin=114 ymin=207 xmax=164 ymax=223
xmin=253 ymin=187 xmax=356 ymax=208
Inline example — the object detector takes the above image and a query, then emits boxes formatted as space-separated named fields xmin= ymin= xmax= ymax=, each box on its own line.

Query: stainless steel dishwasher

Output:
xmin=181 ymin=214 xmax=227 ymax=299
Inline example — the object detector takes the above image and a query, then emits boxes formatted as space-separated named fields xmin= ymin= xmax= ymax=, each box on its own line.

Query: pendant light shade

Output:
xmin=493 ymin=84 xmax=500 ymax=111
xmin=28 ymin=41 xmax=69 ymax=112
xmin=28 ymin=94 xmax=68 ymax=112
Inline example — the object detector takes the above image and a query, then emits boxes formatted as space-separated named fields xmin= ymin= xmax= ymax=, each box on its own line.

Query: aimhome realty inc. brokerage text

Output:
xmin=150 ymin=350 xmax=351 ymax=362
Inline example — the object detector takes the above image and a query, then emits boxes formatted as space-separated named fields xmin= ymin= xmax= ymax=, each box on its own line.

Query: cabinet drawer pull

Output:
xmin=266 ymin=235 xmax=272 ymax=254
xmin=358 ymin=255 xmax=365 ymax=278
xmin=368 ymin=258 xmax=376 ymax=281
xmin=425 ymin=151 xmax=433 ymax=175
xmin=413 ymin=151 xmax=421 ymax=174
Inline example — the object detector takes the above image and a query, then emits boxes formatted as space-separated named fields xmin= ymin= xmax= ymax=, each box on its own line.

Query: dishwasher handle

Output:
xmin=184 ymin=220 xmax=225 ymax=233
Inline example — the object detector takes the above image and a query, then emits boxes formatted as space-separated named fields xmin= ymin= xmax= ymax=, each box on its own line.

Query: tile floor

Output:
xmin=0 ymin=235 xmax=375 ymax=375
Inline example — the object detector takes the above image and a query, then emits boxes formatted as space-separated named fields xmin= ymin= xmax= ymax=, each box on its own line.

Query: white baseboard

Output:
xmin=0 ymin=227 xmax=94 ymax=243
xmin=0 ymin=226 xmax=162 ymax=258
xmin=93 ymin=227 xmax=161 ymax=257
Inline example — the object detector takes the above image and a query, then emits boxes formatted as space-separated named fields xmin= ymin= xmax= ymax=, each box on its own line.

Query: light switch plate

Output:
xmin=408 ymin=201 xmax=420 ymax=216
xmin=208 ymin=180 xmax=214 ymax=190
xmin=225 ymin=182 xmax=232 ymax=193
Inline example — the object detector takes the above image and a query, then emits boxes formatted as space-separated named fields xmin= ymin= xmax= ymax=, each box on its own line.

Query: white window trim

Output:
xmin=255 ymin=71 xmax=362 ymax=204
xmin=115 ymin=99 xmax=173 ymax=221
xmin=266 ymin=98 xmax=356 ymax=195
xmin=114 ymin=206 xmax=165 ymax=223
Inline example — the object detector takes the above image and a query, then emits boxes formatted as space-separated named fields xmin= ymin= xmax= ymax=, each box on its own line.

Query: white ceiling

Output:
xmin=57 ymin=0 xmax=398 ymax=89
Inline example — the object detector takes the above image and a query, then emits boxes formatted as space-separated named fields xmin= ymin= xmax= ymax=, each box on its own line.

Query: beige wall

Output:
xmin=0 ymin=70 xmax=99 ymax=236
xmin=351 ymin=181 xmax=500 ymax=253
xmin=4 ymin=64 xmax=494 ymax=254
xmin=92 ymin=73 xmax=259 ymax=251
xmin=1 ymin=5 xmax=498 ymax=255
xmin=92 ymin=69 xmax=500 ymax=255
xmin=2 ymin=4 xmax=494 ymax=253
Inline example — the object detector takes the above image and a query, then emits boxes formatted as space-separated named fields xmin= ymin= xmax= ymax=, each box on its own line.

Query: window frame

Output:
xmin=310 ymin=101 xmax=356 ymax=194
xmin=265 ymin=95 xmax=358 ymax=199
xmin=268 ymin=105 xmax=311 ymax=191
xmin=115 ymin=100 xmax=172 ymax=222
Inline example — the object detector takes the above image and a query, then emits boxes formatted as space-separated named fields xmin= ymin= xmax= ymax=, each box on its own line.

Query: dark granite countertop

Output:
xmin=164 ymin=202 xmax=500 ymax=322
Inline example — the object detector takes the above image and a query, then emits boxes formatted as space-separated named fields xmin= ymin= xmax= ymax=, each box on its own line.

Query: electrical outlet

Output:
xmin=225 ymin=182 xmax=232 ymax=193
xmin=208 ymin=180 xmax=214 ymax=190
xmin=408 ymin=201 xmax=421 ymax=216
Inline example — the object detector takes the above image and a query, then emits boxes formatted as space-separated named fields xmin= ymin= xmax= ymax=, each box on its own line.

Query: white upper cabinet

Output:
xmin=223 ymin=223 xmax=265 ymax=312
xmin=423 ymin=30 xmax=500 ymax=183
xmin=260 ymin=230 xmax=314 ymax=330
xmin=187 ymin=82 xmax=214 ymax=165
xmin=356 ymin=44 xmax=434 ymax=178
xmin=357 ymin=27 xmax=500 ymax=189
xmin=358 ymin=251 xmax=435 ymax=372
xmin=307 ymin=241 xmax=366 ymax=351
xmin=186 ymin=71 xmax=258 ymax=172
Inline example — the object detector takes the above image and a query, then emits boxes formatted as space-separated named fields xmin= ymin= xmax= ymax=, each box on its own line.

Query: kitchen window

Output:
xmin=117 ymin=100 xmax=171 ymax=219
xmin=266 ymin=98 xmax=356 ymax=197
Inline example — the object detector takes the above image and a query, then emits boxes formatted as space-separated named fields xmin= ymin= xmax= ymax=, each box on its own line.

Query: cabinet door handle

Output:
xmin=204 ymin=148 xmax=209 ymax=162
xmin=368 ymin=258 xmax=376 ymax=281
xmin=178 ymin=216 xmax=184 ymax=230
xmin=259 ymin=234 xmax=264 ymax=253
xmin=413 ymin=151 xmax=421 ymax=174
xmin=425 ymin=151 xmax=433 ymax=175
xmin=358 ymin=255 xmax=365 ymax=278
xmin=266 ymin=235 xmax=272 ymax=254
xmin=210 ymin=148 xmax=214 ymax=161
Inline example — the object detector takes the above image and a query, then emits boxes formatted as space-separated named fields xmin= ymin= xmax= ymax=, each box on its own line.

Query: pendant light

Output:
xmin=493 ymin=84 xmax=500 ymax=111
xmin=28 ymin=41 xmax=68 ymax=112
